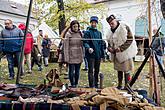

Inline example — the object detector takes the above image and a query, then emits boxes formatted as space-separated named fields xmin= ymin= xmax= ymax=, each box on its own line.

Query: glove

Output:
xmin=37 ymin=54 xmax=41 ymax=57
xmin=88 ymin=48 xmax=94 ymax=54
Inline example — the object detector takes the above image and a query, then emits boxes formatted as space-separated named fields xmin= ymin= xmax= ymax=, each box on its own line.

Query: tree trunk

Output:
xmin=57 ymin=0 xmax=66 ymax=35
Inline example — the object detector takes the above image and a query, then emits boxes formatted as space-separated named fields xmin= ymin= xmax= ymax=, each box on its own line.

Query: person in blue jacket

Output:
xmin=152 ymin=27 xmax=165 ymax=75
xmin=42 ymin=34 xmax=51 ymax=67
xmin=83 ymin=16 xmax=105 ymax=88
xmin=0 ymin=19 xmax=24 ymax=79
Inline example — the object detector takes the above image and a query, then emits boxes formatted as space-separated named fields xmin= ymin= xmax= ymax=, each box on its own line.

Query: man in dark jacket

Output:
xmin=0 ymin=19 xmax=24 ymax=79
xmin=152 ymin=27 xmax=165 ymax=73
xmin=42 ymin=34 xmax=51 ymax=67
xmin=83 ymin=16 xmax=105 ymax=88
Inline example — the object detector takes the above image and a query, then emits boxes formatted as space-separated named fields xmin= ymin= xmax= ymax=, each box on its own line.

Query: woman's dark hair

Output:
xmin=61 ymin=20 xmax=82 ymax=38
xmin=70 ymin=20 xmax=80 ymax=32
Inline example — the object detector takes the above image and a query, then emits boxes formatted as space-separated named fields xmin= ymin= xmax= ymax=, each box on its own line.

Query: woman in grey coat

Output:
xmin=63 ymin=20 xmax=83 ymax=87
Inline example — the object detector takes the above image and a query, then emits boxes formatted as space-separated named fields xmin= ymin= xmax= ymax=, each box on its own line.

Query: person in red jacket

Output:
xmin=18 ymin=23 xmax=33 ymax=74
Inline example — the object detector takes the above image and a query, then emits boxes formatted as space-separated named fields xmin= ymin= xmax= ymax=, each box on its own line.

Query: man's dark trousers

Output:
xmin=87 ymin=58 xmax=101 ymax=88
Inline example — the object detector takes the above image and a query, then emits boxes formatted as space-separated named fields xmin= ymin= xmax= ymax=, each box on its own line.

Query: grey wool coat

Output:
xmin=63 ymin=29 xmax=83 ymax=64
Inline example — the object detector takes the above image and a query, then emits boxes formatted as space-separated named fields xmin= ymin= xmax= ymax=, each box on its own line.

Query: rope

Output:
xmin=0 ymin=36 xmax=161 ymax=51
xmin=0 ymin=37 xmax=159 ymax=50
xmin=0 ymin=37 xmax=148 ymax=41
xmin=0 ymin=37 xmax=115 ymax=41
xmin=0 ymin=38 xmax=23 ymax=40
xmin=46 ymin=37 xmax=107 ymax=41
xmin=61 ymin=38 xmax=106 ymax=40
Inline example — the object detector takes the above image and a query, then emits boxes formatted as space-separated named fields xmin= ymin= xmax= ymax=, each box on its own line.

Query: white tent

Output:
xmin=32 ymin=22 xmax=60 ymax=46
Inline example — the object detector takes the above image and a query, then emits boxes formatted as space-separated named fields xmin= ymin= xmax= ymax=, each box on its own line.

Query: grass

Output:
xmin=0 ymin=59 xmax=165 ymax=107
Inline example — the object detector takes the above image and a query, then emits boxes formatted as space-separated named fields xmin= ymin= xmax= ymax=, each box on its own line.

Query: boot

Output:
xmin=124 ymin=72 xmax=131 ymax=89
xmin=59 ymin=63 xmax=62 ymax=75
xmin=117 ymin=71 xmax=123 ymax=90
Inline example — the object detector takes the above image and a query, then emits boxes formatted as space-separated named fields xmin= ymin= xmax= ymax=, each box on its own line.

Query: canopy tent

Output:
xmin=32 ymin=22 xmax=60 ymax=46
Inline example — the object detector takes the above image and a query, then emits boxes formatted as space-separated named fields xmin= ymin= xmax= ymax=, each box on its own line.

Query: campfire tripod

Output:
xmin=128 ymin=26 xmax=165 ymax=106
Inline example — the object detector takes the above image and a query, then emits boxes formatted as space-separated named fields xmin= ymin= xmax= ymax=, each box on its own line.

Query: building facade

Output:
xmin=0 ymin=0 xmax=38 ymax=32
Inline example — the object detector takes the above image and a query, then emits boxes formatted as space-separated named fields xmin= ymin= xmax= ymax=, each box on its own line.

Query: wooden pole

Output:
xmin=152 ymin=53 xmax=160 ymax=106
xmin=148 ymin=0 xmax=160 ymax=105
xmin=16 ymin=0 xmax=33 ymax=84
xmin=148 ymin=0 xmax=154 ymax=98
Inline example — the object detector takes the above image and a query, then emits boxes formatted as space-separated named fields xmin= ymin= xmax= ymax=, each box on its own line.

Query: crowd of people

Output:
xmin=0 ymin=14 xmax=165 ymax=89
xmin=57 ymin=15 xmax=165 ymax=89
xmin=56 ymin=15 xmax=138 ymax=89
xmin=0 ymin=19 xmax=52 ymax=79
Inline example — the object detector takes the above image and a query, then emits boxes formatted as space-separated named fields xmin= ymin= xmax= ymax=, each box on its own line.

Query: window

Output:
xmin=135 ymin=17 xmax=148 ymax=37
